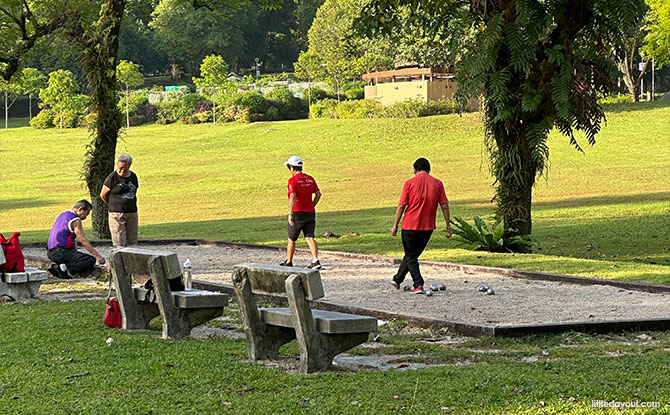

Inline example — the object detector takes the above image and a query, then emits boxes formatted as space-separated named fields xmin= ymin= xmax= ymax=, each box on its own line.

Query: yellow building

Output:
xmin=363 ymin=67 xmax=457 ymax=105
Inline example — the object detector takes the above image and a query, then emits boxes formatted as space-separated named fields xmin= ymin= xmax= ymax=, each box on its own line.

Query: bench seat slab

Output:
xmin=260 ymin=307 xmax=378 ymax=334
xmin=133 ymin=287 xmax=229 ymax=309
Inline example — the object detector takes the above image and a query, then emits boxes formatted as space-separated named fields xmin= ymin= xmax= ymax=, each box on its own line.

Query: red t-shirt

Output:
xmin=288 ymin=173 xmax=319 ymax=212
xmin=399 ymin=172 xmax=448 ymax=230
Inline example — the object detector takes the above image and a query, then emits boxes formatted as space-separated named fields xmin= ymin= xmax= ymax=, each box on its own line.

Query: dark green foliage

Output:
xmin=232 ymin=91 xmax=268 ymax=114
xmin=52 ymin=111 xmax=82 ymax=128
xmin=309 ymin=98 xmax=338 ymax=118
xmin=310 ymin=98 xmax=460 ymax=119
xmin=450 ymin=216 xmax=536 ymax=253
xmin=335 ymin=99 xmax=382 ymax=119
xmin=264 ymin=88 xmax=303 ymax=119
xmin=341 ymin=80 xmax=366 ymax=100
xmin=382 ymin=99 xmax=458 ymax=118
xmin=128 ymin=115 xmax=147 ymax=126
xmin=182 ymin=93 xmax=207 ymax=114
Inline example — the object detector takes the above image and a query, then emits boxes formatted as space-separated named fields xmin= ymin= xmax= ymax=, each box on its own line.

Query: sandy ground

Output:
xmin=24 ymin=243 xmax=670 ymax=326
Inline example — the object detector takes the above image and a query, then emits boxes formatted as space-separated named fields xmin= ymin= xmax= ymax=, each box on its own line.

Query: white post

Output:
xmin=651 ymin=58 xmax=655 ymax=101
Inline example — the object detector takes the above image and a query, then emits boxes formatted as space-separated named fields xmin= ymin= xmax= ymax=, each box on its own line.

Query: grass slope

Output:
xmin=1 ymin=102 xmax=669 ymax=282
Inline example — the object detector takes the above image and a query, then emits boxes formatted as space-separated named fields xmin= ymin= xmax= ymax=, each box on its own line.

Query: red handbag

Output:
xmin=0 ymin=232 xmax=25 ymax=273
xmin=104 ymin=297 xmax=122 ymax=328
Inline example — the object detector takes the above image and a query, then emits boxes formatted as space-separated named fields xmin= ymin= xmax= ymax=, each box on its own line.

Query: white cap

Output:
xmin=283 ymin=155 xmax=303 ymax=167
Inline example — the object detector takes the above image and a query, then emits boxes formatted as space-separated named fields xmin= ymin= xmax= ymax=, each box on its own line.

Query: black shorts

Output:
xmin=288 ymin=211 xmax=316 ymax=241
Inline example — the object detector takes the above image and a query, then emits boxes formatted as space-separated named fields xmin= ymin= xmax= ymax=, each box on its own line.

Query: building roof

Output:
xmin=362 ymin=67 xmax=454 ymax=81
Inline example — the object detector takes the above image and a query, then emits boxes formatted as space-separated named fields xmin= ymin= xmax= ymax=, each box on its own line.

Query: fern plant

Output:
xmin=450 ymin=216 xmax=536 ymax=253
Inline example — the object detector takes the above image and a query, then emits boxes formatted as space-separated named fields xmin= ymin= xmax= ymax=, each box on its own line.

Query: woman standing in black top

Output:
xmin=100 ymin=154 xmax=139 ymax=247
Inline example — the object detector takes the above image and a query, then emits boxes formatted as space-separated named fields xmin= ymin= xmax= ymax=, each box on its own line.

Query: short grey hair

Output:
xmin=117 ymin=153 xmax=133 ymax=165
xmin=73 ymin=199 xmax=93 ymax=211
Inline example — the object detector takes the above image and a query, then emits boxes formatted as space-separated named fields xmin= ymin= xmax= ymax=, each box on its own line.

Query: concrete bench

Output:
xmin=231 ymin=263 xmax=377 ymax=373
xmin=0 ymin=268 xmax=47 ymax=300
xmin=110 ymin=247 xmax=229 ymax=339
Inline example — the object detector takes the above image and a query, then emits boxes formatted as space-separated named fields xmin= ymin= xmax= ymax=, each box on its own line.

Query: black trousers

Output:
xmin=393 ymin=229 xmax=433 ymax=288
xmin=47 ymin=248 xmax=96 ymax=276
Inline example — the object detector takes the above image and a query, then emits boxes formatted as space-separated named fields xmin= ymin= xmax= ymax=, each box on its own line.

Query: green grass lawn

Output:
xmin=1 ymin=101 xmax=669 ymax=283
xmin=1 ymin=293 xmax=668 ymax=414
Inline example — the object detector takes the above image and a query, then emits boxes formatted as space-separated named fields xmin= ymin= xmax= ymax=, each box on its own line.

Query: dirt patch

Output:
xmin=23 ymin=243 xmax=670 ymax=326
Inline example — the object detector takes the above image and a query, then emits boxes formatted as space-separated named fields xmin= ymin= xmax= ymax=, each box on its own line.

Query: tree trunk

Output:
xmin=80 ymin=0 xmax=125 ymax=239
xmin=29 ymin=95 xmax=32 ymax=120
xmin=4 ymin=90 xmax=7 ymax=130
xmin=126 ymin=85 xmax=130 ymax=128
xmin=491 ymin=125 xmax=536 ymax=236
xmin=213 ymin=101 xmax=216 ymax=125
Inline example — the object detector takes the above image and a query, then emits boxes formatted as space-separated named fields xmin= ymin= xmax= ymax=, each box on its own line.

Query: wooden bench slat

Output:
xmin=133 ymin=287 xmax=229 ymax=309
xmin=260 ymin=307 xmax=378 ymax=334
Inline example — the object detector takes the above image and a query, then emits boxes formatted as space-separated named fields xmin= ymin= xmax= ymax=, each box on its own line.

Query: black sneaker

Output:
xmin=49 ymin=264 xmax=71 ymax=279
xmin=307 ymin=260 xmax=322 ymax=270
xmin=279 ymin=260 xmax=293 ymax=267
xmin=59 ymin=263 xmax=74 ymax=279
xmin=390 ymin=280 xmax=400 ymax=290
xmin=48 ymin=264 xmax=60 ymax=277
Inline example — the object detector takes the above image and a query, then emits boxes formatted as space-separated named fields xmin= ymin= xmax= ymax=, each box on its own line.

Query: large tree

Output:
xmin=357 ymin=0 xmax=647 ymax=236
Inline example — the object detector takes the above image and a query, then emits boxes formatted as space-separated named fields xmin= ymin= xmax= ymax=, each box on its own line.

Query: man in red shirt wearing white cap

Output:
xmin=390 ymin=158 xmax=452 ymax=294
xmin=280 ymin=155 xmax=322 ymax=269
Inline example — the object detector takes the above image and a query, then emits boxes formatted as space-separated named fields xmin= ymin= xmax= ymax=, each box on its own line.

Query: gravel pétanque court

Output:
xmin=23 ymin=241 xmax=670 ymax=332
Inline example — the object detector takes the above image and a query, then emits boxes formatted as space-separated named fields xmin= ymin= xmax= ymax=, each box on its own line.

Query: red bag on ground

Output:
xmin=104 ymin=297 xmax=122 ymax=328
xmin=0 ymin=232 xmax=25 ymax=273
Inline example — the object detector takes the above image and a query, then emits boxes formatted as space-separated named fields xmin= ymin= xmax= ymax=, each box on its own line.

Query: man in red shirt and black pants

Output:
xmin=281 ymin=155 xmax=322 ymax=269
xmin=391 ymin=158 xmax=452 ymax=294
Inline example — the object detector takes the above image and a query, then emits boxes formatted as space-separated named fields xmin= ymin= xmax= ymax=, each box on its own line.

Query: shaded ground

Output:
xmin=24 ymin=243 xmax=670 ymax=326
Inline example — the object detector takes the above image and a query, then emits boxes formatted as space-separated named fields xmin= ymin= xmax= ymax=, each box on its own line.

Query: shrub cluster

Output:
xmin=310 ymin=98 xmax=460 ymax=119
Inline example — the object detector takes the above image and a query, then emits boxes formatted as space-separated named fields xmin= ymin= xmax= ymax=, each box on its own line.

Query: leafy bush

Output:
xmin=194 ymin=111 xmax=211 ymax=123
xmin=450 ymin=216 xmax=537 ymax=253
xmin=381 ymin=98 xmax=458 ymax=118
xmin=265 ymin=88 xmax=302 ymax=119
xmin=53 ymin=110 xmax=81 ymax=128
xmin=310 ymin=87 xmax=333 ymax=102
xmin=155 ymin=99 xmax=189 ymax=124
xmin=195 ymin=101 xmax=212 ymax=114
xmin=265 ymin=106 xmax=280 ymax=121
xmin=182 ymin=93 xmax=206 ymax=114
xmin=30 ymin=110 xmax=55 ymax=129
xmin=222 ymin=105 xmax=251 ymax=123
xmin=128 ymin=115 xmax=147 ymax=126
xmin=232 ymin=91 xmax=268 ymax=114
xmin=309 ymin=98 xmax=339 ymax=119
xmin=82 ymin=112 xmax=97 ymax=128
xmin=342 ymin=80 xmax=366 ymax=100
xmin=335 ymin=99 xmax=383 ymax=119
xmin=180 ymin=114 xmax=200 ymax=124
xmin=598 ymin=94 xmax=632 ymax=104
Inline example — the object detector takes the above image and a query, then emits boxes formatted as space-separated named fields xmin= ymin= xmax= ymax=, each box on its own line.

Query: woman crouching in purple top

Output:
xmin=46 ymin=200 xmax=106 ymax=279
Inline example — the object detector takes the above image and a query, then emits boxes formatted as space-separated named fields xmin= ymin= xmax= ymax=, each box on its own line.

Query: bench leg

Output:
xmin=0 ymin=281 xmax=43 ymax=301
xmin=301 ymin=332 xmax=370 ymax=373
xmin=232 ymin=268 xmax=297 ymax=359
xmin=166 ymin=307 xmax=224 ymax=340
xmin=249 ymin=325 xmax=296 ymax=360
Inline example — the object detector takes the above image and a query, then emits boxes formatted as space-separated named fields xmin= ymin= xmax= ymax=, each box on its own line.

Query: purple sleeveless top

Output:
xmin=47 ymin=210 xmax=79 ymax=249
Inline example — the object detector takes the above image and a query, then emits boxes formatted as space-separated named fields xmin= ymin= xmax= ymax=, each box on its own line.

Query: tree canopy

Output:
xmin=643 ymin=0 xmax=670 ymax=68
